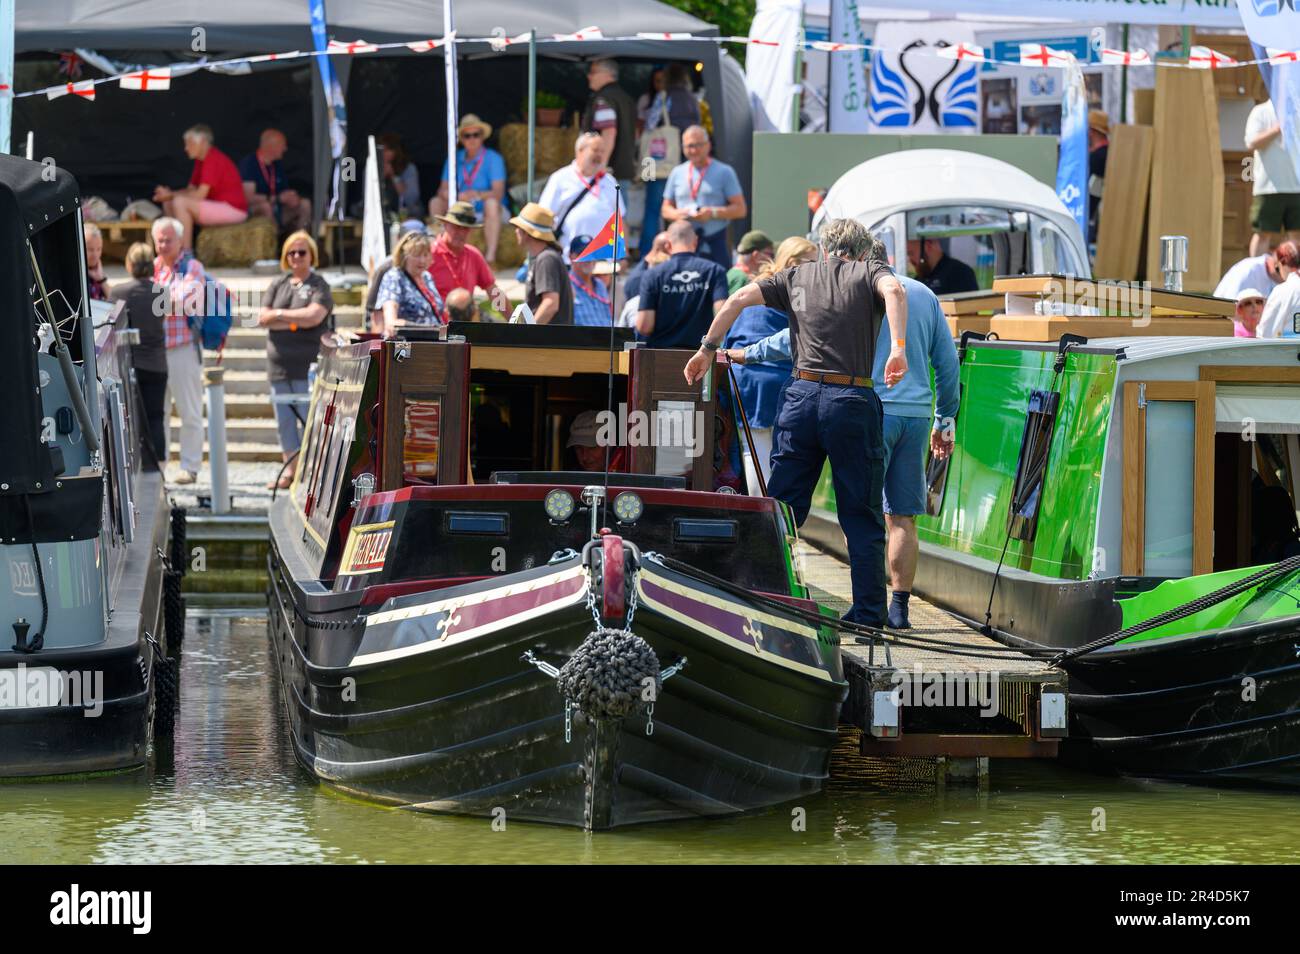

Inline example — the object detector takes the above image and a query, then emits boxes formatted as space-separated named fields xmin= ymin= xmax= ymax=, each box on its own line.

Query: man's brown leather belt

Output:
xmin=793 ymin=369 xmax=874 ymax=388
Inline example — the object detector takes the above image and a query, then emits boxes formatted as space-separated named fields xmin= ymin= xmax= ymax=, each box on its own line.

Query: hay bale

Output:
xmin=465 ymin=221 xmax=525 ymax=269
xmin=498 ymin=123 xmax=578 ymax=188
xmin=196 ymin=217 xmax=278 ymax=268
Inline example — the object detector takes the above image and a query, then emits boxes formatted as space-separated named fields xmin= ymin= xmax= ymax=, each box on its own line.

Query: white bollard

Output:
xmin=203 ymin=365 xmax=230 ymax=514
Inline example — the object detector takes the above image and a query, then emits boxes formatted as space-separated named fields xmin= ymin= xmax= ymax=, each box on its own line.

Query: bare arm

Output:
xmin=713 ymin=193 xmax=747 ymax=222
xmin=636 ymin=309 xmax=656 ymax=336
xmin=382 ymin=300 xmax=400 ymax=338
xmin=683 ymin=283 xmax=764 ymax=384
xmin=876 ymin=273 xmax=909 ymax=387
xmin=1247 ymin=123 xmax=1282 ymax=153
xmin=533 ymin=291 xmax=560 ymax=325
xmin=660 ymin=196 xmax=688 ymax=224
xmin=261 ymin=302 xmax=329 ymax=330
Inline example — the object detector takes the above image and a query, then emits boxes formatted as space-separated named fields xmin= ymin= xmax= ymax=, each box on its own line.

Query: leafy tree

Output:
xmin=660 ymin=0 xmax=757 ymax=62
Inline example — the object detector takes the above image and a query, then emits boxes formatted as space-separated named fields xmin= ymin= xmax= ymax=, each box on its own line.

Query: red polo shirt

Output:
xmin=429 ymin=232 xmax=495 ymax=301
xmin=189 ymin=145 xmax=249 ymax=211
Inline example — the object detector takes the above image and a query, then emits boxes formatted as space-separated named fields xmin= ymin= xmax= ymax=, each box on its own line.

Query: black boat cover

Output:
xmin=0 ymin=154 xmax=80 ymax=497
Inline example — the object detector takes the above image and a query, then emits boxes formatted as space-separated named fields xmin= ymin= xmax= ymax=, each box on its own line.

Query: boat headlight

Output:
xmin=613 ymin=492 xmax=644 ymax=524
xmin=544 ymin=488 xmax=575 ymax=522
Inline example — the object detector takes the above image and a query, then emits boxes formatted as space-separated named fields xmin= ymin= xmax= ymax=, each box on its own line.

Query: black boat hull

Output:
xmin=267 ymin=532 xmax=846 ymax=829
xmin=1061 ymin=618 xmax=1300 ymax=788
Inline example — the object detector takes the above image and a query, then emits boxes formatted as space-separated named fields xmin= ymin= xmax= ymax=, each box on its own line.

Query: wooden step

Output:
xmin=170 ymin=416 xmax=280 ymax=443
xmin=168 ymin=440 xmax=283 ymax=462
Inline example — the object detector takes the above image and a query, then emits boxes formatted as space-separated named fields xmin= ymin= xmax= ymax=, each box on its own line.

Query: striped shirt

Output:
xmin=154 ymin=254 xmax=206 ymax=349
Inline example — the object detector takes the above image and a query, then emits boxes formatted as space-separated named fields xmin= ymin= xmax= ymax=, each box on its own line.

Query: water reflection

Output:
xmin=1 ymin=612 xmax=1294 ymax=864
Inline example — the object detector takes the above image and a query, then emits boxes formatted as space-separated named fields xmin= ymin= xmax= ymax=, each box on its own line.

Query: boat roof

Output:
xmin=970 ymin=336 xmax=1299 ymax=364
xmin=0 ymin=153 xmax=81 ymax=237
xmin=814 ymin=149 xmax=1084 ymax=251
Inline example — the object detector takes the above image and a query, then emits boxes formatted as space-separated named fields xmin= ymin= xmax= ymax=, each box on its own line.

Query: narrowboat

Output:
xmin=808 ymin=276 xmax=1300 ymax=787
xmin=267 ymin=324 xmax=846 ymax=829
xmin=0 ymin=154 xmax=175 ymax=776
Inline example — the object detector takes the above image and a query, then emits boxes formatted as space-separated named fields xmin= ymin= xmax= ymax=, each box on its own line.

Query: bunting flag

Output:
xmin=1019 ymin=44 xmax=1074 ymax=68
xmin=247 ymin=51 xmax=302 ymax=63
xmin=1100 ymin=48 xmax=1151 ymax=66
xmin=1188 ymin=45 xmax=1236 ymax=69
xmin=407 ymin=32 xmax=454 ymax=53
xmin=809 ymin=40 xmax=865 ymax=53
xmin=554 ymin=26 xmax=603 ymax=41
xmin=0 ymin=77 xmax=11 ymax=97
xmin=937 ymin=42 xmax=987 ymax=63
xmin=328 ymin=39 xmax=379 ymax=55
xmin=120 ymin=68 xmax=171 ymax=91
xmin=637 ymin=32 xmax=692 ymax=40
xmin=47 ymin=81 xmax=96 ymax=101
xmin=489 ymin=31 xmax=532 ymax=52
xmin=1267 ymin=48 xmax=1300 ymax=65
xmin=573 ymin=209 xmax=626 ymax=262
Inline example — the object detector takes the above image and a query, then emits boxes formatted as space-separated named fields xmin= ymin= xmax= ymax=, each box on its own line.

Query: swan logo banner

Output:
xmin=828 ymin=0 xmax=870 ymax=132
xmin=868 ymin=20 xmax=980 ymax=134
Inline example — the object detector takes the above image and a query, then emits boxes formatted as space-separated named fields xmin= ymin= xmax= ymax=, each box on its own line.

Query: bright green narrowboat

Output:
xmin=810 ymin=332 xmax=1300 ymax=786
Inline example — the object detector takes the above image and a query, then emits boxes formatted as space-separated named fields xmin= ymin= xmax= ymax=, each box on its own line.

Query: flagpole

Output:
xmin=444 ymin=0 xmax=459 ymax=203
xmin=0 ymin=0 xmax=13 ymax=155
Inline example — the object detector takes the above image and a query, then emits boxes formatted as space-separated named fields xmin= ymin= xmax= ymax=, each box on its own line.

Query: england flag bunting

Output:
xmin=328 ymin=39 xmax=379 ymax=55
xmin=636 ymin=33 xmax=692 ymax=40
xmin=809 ymin=40 xmax=867 ymax=53
xmin=1266 ymin=48 xmax=1300 ymax=65
xmin=247 ymin=51 xmax=301 ymax=63
xmin=554 ymin=26 xmax=603 ymax=41
xmin=1019 ymin=44 xmax=1074 ymax=68
xmin=1100 ymin=48 xmax=1151 ymax=66
xmin=120 ymin=68 xmax=172 ymax=91
xmin=937 ymin=42 xmax=987 ymax=63
xmin=407 ymin=33 xmax=454 ymax=53
xmin=1188 ymin=46 xmax=1236 ymax=69
xmin=47 ymin=81 xmax=96 ymax=101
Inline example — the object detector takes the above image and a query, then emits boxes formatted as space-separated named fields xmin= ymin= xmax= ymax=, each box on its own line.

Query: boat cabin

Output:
xmin=282 ymin=324 xmax=807 ymax=603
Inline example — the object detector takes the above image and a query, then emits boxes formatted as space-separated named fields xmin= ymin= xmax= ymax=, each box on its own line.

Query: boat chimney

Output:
xmin=1160 ymin=235 xmax=1188 ymax=292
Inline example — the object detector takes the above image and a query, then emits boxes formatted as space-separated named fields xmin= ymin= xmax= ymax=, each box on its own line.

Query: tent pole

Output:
xmin=1119 ymin=24 xmax=1129 ymax=124
xmin=527 ymin=29 xmax=537 ymax=202
xmin=444 ymin=0 xmax=458 ymax=203
xmin=0 ymin=0 xmax=13 ymax=155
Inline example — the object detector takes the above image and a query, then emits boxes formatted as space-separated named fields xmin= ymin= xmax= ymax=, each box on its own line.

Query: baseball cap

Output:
xmin=1236 ymin=287 xmax=1266 ymax=304
xmin=567 ymin=410 xmax=603 ymax=448
xmin=737 ymin=230 xmax=774 ymax=254
xmin=569 ymin=234 xmax=594 ymax=259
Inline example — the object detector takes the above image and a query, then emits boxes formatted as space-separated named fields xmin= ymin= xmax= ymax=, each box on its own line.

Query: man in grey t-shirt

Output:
xmin=686 ymin=218 xmax=908 ymax=627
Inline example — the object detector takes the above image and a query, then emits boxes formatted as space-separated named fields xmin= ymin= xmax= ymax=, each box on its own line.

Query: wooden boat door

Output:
xmin=380 ymin=339 xmax=470 ymax=490
xmin=1121 ymin=380 xmax=1215 ymax=576
xmin=628 ymin=347 xmax=716 ymax=491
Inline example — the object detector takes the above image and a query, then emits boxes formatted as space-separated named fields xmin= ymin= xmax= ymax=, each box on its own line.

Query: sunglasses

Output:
xmin=461 ymin=130 xmax=484 ymax=139
xmin=287 ymin=249 xmax=310 ymax=258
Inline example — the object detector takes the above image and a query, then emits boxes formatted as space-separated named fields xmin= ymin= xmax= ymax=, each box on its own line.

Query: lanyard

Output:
xmin=575 ymin=164 xmax=604 ymax=197
xmin=459 ymin=149 xmax=485 ymax=192
xmin=688 ymin=159 xmax=710 ymax=203
xmin=404 ymin=270 xmax=444 ymax=320
xmin=570 ymin=272 xmax=609 ymax=307
xmin=257 ymin=155 xmax=278 ymax=201
xmin=434 ymin=239 xmax=474 ymax=291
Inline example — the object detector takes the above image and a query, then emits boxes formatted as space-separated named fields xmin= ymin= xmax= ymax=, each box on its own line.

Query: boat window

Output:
xmin=403 ymin=398 xmax=441 ymax=483
xmin=1036 ymin=219 xmax=1086 ymax=277
xmin=1007 ymin=389 xmax=1060 ymax=541
xmin=872 ymin=224 xmax=897 ymax=269
xmin=1143 ymin=401 xmax=1195 ymax=576
xmin=653 ymin=400 xmax=698 ymax=478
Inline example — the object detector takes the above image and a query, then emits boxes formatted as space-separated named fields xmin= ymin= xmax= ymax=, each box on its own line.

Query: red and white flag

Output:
xmin=247 ymin=51 xmax=302 ymax=63
xmin=489 ymin=31 xmax=531 ymax=52
xmin=328 ymin=39 xmax=379 ymax=55
xmin=47 ymin=81 xmax=96 ymax=101
xmin=809 ymin=40 xmax=866 ymax=53
xmin=636 ymin=32 xmax=692 ymax=40
xmin=553 ymin=26 xmax=603 ymax=41
xmin=937 ymin=42 xmax=987 ymax=63
xmin=1188 ymin=45 xmax=1236 ymax=69
xmin=1019 ymin=44 xmax=1073 ymax=68
xmin=120 ymin=68 xmax=172 ymax=91
xmin=1266 ymin=47 xmax=1300 ymax=65
xmin=748 ymin=38 xmax=781 ymax=47
xmin=407 ymin=32 xmax=454 ymax=53
xmin=1100 ymin=48 xmax=1151 ymax=66
xmin=0 ymin=76 xmax=11 ymax=98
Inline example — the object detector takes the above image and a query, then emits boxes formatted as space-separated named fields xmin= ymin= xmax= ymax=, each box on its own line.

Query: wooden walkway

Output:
xmin=797 ymin=542 xmax=1067 ymax=761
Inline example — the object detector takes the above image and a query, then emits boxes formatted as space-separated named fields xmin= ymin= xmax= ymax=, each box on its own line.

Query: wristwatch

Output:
xmin=700 ymin=336 xmax=719 ymax=352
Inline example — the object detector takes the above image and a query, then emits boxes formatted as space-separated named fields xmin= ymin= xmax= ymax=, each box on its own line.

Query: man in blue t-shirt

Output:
xmin=636 ymin=220 xmax=729 ymax=348
xmin=239 ymin=128 xmax=311 ymax=233
xmin=429 ymin=114 xmax=509 ymax=264
xmin=660 ymin=125 xmax=747 ymax=269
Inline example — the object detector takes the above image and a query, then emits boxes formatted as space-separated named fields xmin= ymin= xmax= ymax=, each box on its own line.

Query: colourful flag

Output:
xmin=573 ymin=210 xmax=626 ymax=262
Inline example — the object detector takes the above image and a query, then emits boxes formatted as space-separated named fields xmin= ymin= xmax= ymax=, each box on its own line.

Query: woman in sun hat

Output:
xmin=430 ymin=114 xmax=508 ymax=264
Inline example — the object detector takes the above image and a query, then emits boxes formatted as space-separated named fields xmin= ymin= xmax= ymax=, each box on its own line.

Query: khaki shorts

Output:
xmin=1250 ymin=192 xmax=1300 ymax=233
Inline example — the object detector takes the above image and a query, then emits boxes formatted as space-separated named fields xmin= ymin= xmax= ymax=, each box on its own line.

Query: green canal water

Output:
xmin=2 ymin=611 xmax=1296 ymax=865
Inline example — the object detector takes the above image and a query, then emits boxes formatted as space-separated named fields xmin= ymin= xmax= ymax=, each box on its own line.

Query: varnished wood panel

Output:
xmin=1094 ymin=123 xmax=1153 ymax=281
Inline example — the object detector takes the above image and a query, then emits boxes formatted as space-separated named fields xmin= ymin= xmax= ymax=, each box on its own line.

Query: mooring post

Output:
xmin=203 ymin=366 xmax=230 ymax=514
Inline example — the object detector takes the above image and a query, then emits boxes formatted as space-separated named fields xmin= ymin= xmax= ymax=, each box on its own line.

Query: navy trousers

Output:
xmin=767 ymin=378 xmax=887 ymax=626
